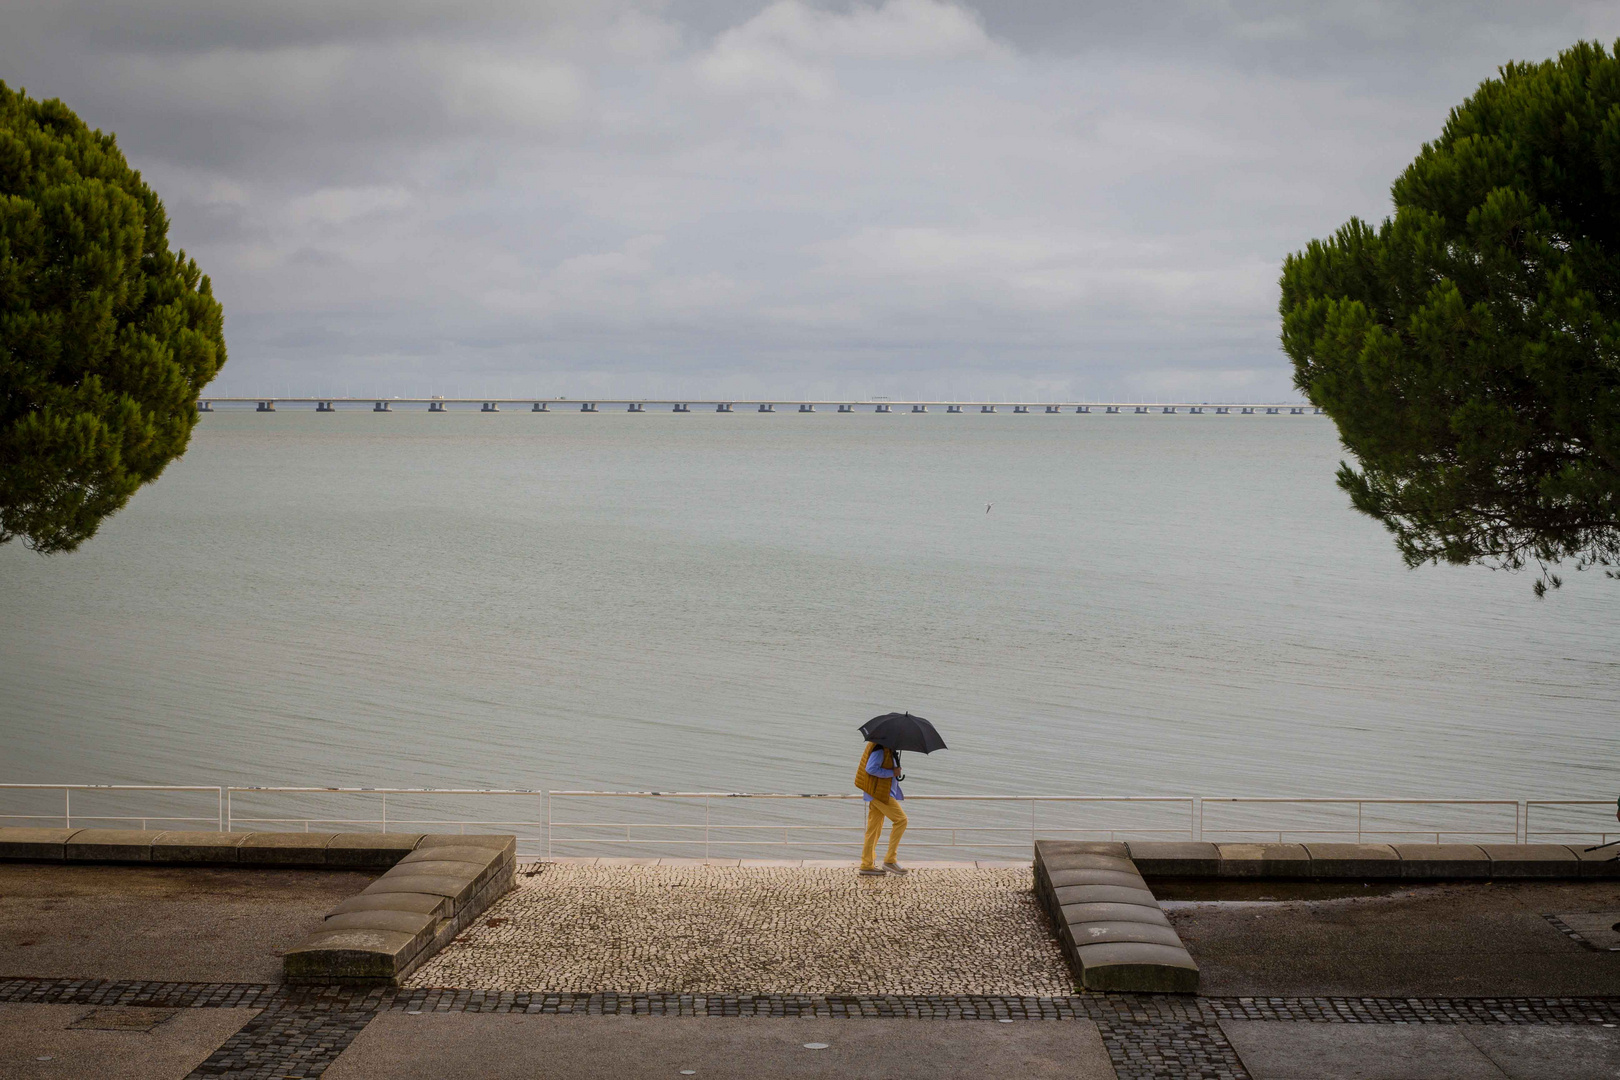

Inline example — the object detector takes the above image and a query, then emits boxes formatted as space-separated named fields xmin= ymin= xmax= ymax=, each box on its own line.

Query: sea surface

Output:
xmin=2 ymin=410 xmax=1616 ymax=847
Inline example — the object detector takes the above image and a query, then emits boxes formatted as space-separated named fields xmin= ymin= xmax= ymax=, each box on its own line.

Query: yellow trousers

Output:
xmin=860 ymin=798 xmax=907 ymax=869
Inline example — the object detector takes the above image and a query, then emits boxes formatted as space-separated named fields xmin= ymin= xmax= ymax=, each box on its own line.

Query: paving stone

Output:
xmin=327 ymin=892 xmax=455 ymax=921
xmin=1391 ymin=843 xmax=1491 ymax=879
xmin=1126 ymin=841 xmax=1221 ymax=877
xmin=151 ymin=830 xmax=249 ymax=863
xmin=324 ymin=833 xmax=424 ymax=868
xmin=1216 ymin=843 xmax=1310 ymax=878
xmin=237 ymin=832 xmax=340 ymax=866
xmin=0 ymin=827 xmax=83 ymax=860
xmin=1480 ymin=844 xmax=1581 ymax=878
xmin=1072 ymin=942 xmax=1200 ymax=993
xmin=63 ymin=828 xmax=163 ymax=862
xmin=1302 ymin=842 xmax=1401 ymax=879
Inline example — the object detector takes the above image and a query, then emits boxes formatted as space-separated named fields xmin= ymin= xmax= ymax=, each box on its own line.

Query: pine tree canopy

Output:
xmin=1 ymin=82 xmax=226 ymax=554
xmin=1281 ymin=40 xmax=1620 ymax=595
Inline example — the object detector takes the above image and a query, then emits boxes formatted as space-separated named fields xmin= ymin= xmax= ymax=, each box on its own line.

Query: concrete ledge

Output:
xmin=1034 ymin=839 xmax=1197 ymax=994
xmin=1570 ymin=844 xmax=1620 ymax=878
xmin=1302 ymin=843 xmax=1400 ymax=879
xmin=1481 ymin=844 xmax=1581 ymax=878
xmin=1126 ymin=841 xmax=1219 ymax=877
xmin=325 ymin=833 xmax=424 ymax=868
xmin=1391 ymin=843 xmax=1490 ymax=879
xmin=1217 ymin=843 xmax=1311 ymax=878
xmin=63 ymin=829 xmax=163 ymax=862
xmin=0 ymin=828 xmax=84 ymax=860
xmin=152 ymin=831 xmax=249 ymax=864
xmin=238 ymin=832 xmax=340 ymax=866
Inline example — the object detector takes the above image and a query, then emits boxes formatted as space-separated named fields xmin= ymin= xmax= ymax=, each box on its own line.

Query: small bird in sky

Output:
xmin=985 ymin=503 xmax=993 ymax=514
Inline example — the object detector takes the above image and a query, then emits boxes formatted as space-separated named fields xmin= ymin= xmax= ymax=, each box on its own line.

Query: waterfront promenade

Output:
xmin=1 ymin=838 xmax=1617 ymax=1079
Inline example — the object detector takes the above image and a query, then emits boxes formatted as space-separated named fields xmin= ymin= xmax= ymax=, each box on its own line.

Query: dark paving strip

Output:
xmin=4 ymin=979 xmax=1617 ymax=1080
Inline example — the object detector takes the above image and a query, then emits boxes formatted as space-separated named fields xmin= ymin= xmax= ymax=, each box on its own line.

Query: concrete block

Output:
xmin=1051 ymin=884 xmax=1160 ymax=908
xmin=238 ymin=832 xmax=339 ymax=866
xmin=324 ymin=833 xmax=424 ymax=868
xmin=1046 ymin=867 xmax=1148 ymax=890
xmin=151 ymin=831 xmax=248 ymax=864
xmin=1303 ymin=842 xmax=1401 ymax=879
xmin=414 ymin=834 xmax=516 ymax=861
xmin=398 ymin=846 xmax=504 ymax=886
xmin=1057 ymin=902 xmax=1172 ymax=928
xmin=1034 ymin=840 xmax=1129 ymax=860
xmin=282 ymin=927 xmax=426 ymax=982
xmin=1567 ymin=844 xmax=1620 ymax=878
xmin=1038 ymin=853 xmax=1140 ymax=875
xmin=387 ymin=859 xmax=502 ymax=893
xmin=1064 ymin=920 xmax=1186 ymax=949
xmin=1391 ymin=843 xmax=1491 ymax=879
xmin=1125 ymin=841 xmax=1220 ymax=877
xmin=0 ymin=827 xmax=83 ymax=860
xmin=320 ymin=909 xmax=441 ymax=958
xmin=1217 ymin=843 xmax=1310 ymax=878
xmin=327 ymin=891 xmax=454 ymax=921
xmin=1072 ymin=941 xmax=1199 ymax=993
xmin=1480 ymin=844 xmax=1581 ymax=878
xmin=361 ymin=871 xmax=480 ymax=911
xmin=63 ymin=829 xmax=163 ymax=861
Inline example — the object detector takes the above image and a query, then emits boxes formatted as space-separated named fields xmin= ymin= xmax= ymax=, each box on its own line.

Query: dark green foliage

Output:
xmin=1 ymin=82 xmax=225 ymax=554
xmin=1281 ymin=41 xmax=1620 ymax=595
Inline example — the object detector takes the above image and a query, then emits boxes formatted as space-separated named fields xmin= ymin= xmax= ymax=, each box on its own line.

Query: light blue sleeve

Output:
xmin=865 ymin=749 xmax=895 ymax=778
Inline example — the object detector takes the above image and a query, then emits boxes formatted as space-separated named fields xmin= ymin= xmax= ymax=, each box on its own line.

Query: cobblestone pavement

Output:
xmin=407 ymin=863 xmax=1074 ymax=995
xmin=4 ymin=978 xmax=1618 ymax=1080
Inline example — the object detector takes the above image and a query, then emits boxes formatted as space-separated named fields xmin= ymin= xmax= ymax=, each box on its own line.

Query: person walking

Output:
xmin=855 ymin=740 xmax=907 ymax=876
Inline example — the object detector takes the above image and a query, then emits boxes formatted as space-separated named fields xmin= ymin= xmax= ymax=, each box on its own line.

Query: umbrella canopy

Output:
xmin=858 ymin=712 xmax=947 ymax=754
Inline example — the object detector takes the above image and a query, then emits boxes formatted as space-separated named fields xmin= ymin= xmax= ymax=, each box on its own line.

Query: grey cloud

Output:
xmin=1 ymin=0 xmax=1615 ymax=400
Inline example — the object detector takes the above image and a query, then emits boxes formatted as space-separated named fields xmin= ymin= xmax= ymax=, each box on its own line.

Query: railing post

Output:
xmin=1519 ymin=800 xmax=1526 ymax=844
xmin=704 ymin=796 xmax=711 ymax=862
xmin=1192 ymin=797 xmax=1200 ymax=841
xmin=1357 ymin=801 xmax=1363 ymax=843
xmin=381 ymin=793 xmax=388 ymax=834
xmin=217 ymin=787 xmax=225 ymax=832
xmin=545 ymin=792 xmax=552 ymax=861
xmin=65 ymin=788 xmax=71 ymax=830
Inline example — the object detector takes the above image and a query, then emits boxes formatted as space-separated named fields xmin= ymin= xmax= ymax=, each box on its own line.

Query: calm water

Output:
xmin=1 ymin=411 xmax=1616 ymax=840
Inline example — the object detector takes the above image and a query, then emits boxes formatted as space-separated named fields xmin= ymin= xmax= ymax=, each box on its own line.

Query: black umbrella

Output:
xmin=858 ymin=712 xmax=947 ymax=754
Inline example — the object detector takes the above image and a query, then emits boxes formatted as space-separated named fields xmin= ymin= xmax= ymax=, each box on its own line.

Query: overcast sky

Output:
xmin=4 ymin=1 xmax=1616 ymax=400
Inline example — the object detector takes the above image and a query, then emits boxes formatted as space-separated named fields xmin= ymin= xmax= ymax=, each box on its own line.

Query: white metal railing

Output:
xmin=223 ymin=787 xmax=547 ymax=854
xmin=2 ymin=786 xmax=1614 ymax=859
xmin=0 ymin=784 xmax=224 ymax=831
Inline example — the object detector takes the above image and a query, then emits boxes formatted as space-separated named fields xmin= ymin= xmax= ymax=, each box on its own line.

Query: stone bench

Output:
xmin=1033 ymin=839 xmax=1199 ymax=994
xmin=1122 ymin=840 xmax=1617 ymax=880
xmin=0 ymin=826 xmax=517 ymax=985
xmin=282 ymin=834 xmax=516 ymax=984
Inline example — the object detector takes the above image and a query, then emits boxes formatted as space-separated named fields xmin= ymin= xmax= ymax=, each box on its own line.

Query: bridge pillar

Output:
xmin=581 ymin=402 xmax=598 ymax=412
xmin=716 ymin=403 xmax=733 ymax=412
xmin=1265 ymin=407 xmax=1278 ymax=415
xmin=481 ymin=402 xmax=500 ymax=412
xmin=1162 ymin=407 xmax=1176 ymax=414
xmin=1045 ymin=405 xmax=1060 ymax=413
xmin=799 ymin=404 xmax=814 ymax=412
xmin=1240 ymin=407 xmax=1253 ymax=415
xmin=946 ymin=405 xmax=962 ymax=413
xmin=1290 ymin=407 xmax=1304 ymax=414
xmin=430 ymin=401 xmax=447 ymax=412
xmin=837 ymin=404 xmax=853 ymax=412
xmin=256 ymin=400 xmax=276 ymax=412
xmin=911 ymin=405 xmax=927 ymax=412
xmin=1013 ymin=405 xmax=1029 ymax=414
xmin=1134 ymin=407 xmax=1148 ymax=414
xmin=1214 ymin=407 xmax=1228 ymax=414
xmin=981 ymin=405 xmax=996 ymax=413
xmin=198 ymin=400 xmax=213 ymax=412
xmin=757 ymin=403 xmax=775 ymax=412
xmin=875 ymin=404 xmax=892 ymax=413
xmin=673 ymin=403 xmax=690 ymax=412
xmin=1313 ymin=407 xmax=1323 ymax=414
xmin=317 ymin=401 xmax=335 ymax=412
xmin=1188 ymin=406 xmax=1202 ymax=414
xmin=531 ymin=402 xmax=548 ymax=412
xmin=1105 ymin=406 xmax=1119 ymax=414
xmin=1076 ymin=406 xmax=1090 ymax=413
xmin=373 ymin=401 xmax=392 ymax=412
xmin=628 ymin=403 xmax=645 ymax=412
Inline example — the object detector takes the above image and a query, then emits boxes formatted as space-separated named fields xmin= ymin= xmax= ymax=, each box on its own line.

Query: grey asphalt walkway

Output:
xmin=321 ymin=1014 xmax=1119 ymax=1080
xmin=1218 ymin=1020 xmax=1620 ymax=1080
xmin=0 ymin=1003 xmax=260 ymax=1080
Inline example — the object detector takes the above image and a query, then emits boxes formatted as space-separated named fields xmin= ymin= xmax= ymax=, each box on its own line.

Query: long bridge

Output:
xmin=200 ymin=396 xmax=1323 ymax=415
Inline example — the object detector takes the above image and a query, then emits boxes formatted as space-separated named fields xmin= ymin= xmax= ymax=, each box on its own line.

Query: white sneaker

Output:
xmin=883 ymin=862 xmax=908 ymax=875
